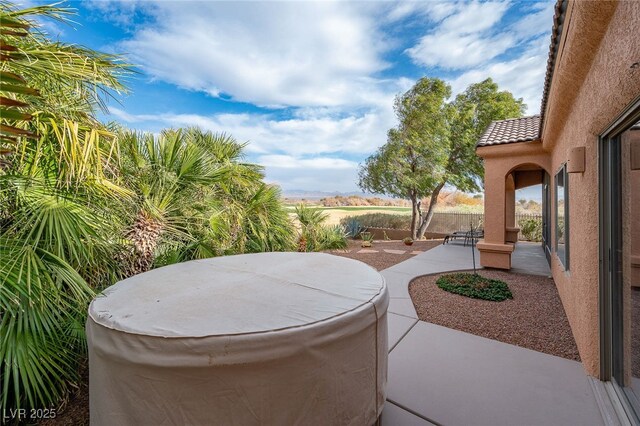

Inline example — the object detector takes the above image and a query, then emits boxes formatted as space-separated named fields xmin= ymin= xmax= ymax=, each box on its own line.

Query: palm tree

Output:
xmin=294 ymin=204 xmax=347 ymax=252
xmin=1 ymin=3 xmax=130 ymax=161
xmin=209 ymin=182 xmax=295 ymax=255
xmin=0 ymin=2 xmax=131 ymax=412
xmin=1 ymin=1 xmax=297 ymax=414
xmin=0 ymin=125 xmax=128 ymax=412
xmin=118 ymin=128 xmax=295 ymax=272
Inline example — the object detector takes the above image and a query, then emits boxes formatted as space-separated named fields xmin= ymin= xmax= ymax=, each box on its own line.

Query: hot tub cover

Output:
xmin=87 ymin=252 xmax=388 ymax=425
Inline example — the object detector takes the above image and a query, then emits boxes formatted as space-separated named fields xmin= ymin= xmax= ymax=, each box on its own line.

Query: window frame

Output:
xmin=598 ymin=97 xmax=640 ymax=424
xmin=554 ymin=163 xmax=570 ymax=270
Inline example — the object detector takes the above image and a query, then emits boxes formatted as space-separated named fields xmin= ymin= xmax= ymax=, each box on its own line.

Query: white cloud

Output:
xmin=109 ymin=1 xmax=393 ymax=108
xmin=259 ymin=154 xmax=360 ymax=193
xmin=409 ymin=31 xmax=515 ymax=69
xmin=404 ymin=0 xmax=555 ymax=113
xmin=406 ymin=1 xmax=554 ymax=71
xmin=511 ymin=2 xmax=556 ymax=40
xmin=258 ymin=155 xmax=357 ymax=170
xmin=85 ymin=1 xmax=143 ymax=28
xmin=109 ymin=105 xmax=395 ymax=157
xmin=99 ymin=0 xmax=556 ymax=191
xmin=109 ymin=106 xmax=379 ymax=192
xmin=264 ymin=165 xmax=360 ymax=193
xmin=448 ymin=37 xmax=549 ymax=114
xmin=406 ymin=1 xmax=512 ymax=69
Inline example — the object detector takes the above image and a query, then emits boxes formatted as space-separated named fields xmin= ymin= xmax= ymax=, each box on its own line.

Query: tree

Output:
xmin=0 ymin=2 xmax=298 ymax=414
xmin=359 ymin=77 xmax=451 ymax=239
xmin=0 ymin=3 xmax=131 ymax=412
xmin=359 ymin=77 xmax=525 ymax=239
xmin=0 ymin=4 xmax=130 ymax=164
xmin=118 ymin=128 xmax=296 ymax=273
xmin=293 ymin=204 xmax=347 ymax=252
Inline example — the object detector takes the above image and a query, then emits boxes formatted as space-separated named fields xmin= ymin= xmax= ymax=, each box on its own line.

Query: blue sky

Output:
xmin=38 ymin=1 xmax=555 ymax=195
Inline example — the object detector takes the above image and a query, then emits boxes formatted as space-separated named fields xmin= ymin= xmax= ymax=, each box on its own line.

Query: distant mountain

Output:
xmin=281 ymin=189 xmax=382 ymax=199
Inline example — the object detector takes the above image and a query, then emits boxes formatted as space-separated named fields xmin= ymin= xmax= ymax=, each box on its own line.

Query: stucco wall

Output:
xmin=541 ymin=0 xmax=640 ymax=377
xmin=477 ymin=142 xmax=549 ymax=269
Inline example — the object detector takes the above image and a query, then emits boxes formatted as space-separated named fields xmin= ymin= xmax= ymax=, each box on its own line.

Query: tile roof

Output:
xmin=475 ymin=0 xmax=566 ymax=149
xmin=476 ymin=115 xmax=541 ymax=147
xmin=539 ymin=0 xmax=568 ymax=133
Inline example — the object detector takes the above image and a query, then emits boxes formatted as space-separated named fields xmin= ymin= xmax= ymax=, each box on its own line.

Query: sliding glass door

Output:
xmin=600 ymin=104 xmax=640 ymax=423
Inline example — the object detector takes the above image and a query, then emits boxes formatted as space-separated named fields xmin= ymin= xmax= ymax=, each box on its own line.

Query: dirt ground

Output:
xmin=409 ymin=269 xmax=580 ymax=361
xmin=40 ymin=364 xmax=89 ymax=426
xmin=325 ymin=239 xmax=442 ymax=270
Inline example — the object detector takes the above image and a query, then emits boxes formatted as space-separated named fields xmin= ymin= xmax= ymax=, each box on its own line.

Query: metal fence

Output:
xmin=425 ymin=212 xmax=542 ymax=241
xmin=425 ymin=212 xmax=484 ymax=234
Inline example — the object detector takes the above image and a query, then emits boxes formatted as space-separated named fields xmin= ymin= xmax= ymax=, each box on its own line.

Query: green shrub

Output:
xmin=436 ymin=273 xmax=513 ymax=302
xmin=317 ymin=225 xmax=348 ymax=250
xmin=340 ymin=213 xmax=410 ymax=230
xmin=519 ymin=218 xmax=542 ymax=242
xmin=295 ymin=205 xmax=347 ymax=251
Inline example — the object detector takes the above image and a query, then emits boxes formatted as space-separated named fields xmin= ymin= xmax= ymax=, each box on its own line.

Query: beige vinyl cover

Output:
xmin=87 ymin=252 xmax=388 ymax=425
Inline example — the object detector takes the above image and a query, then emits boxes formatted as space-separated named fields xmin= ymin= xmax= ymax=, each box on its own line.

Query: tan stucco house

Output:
xmin=476 ymin=0 xmax=640 ymax=421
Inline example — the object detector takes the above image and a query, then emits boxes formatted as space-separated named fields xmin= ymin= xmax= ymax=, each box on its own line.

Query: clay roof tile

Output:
xmin=476 ymin=115 xmax=541 ymax=147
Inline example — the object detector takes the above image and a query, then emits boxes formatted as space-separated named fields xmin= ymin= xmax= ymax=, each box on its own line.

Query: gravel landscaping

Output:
xmin=326 ymin=239 xmax=442 ymax=271
xmin=409 ymin=269 xmax=580 ymax=361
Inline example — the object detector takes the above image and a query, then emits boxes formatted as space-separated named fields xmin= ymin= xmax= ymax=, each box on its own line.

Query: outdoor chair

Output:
xmin=443 ymin=231 xmax=468 ymax=245
xmin=443 ymin=228 xmax=484 ymax=246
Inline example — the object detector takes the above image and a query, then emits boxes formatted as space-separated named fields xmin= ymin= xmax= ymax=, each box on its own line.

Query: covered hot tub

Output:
xmin=87 ymin=252 xmax=388 ymax=425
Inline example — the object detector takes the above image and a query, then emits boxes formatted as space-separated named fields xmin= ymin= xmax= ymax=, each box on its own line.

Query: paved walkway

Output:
xmin=380 ymin=243 xmax=604 ymax=426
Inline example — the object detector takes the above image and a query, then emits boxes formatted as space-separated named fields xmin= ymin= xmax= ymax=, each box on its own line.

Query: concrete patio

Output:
xmin=380 ymin=243 xmax=605 ymax=425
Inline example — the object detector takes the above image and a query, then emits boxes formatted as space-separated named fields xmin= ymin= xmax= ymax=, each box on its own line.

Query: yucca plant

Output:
xmin=317 ymin=225 xmax=349 ymax=250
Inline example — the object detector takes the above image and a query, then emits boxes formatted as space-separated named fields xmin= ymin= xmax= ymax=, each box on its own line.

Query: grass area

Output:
xmin=284 ymin=205 xmax=411 ymax=212
xmin=436 ymin=273 xmax=513 ymax=302
xmin=318 ymin=206 xmax=410 ymax=212
xmin=286 ymin=206 xmax=412 ymax=226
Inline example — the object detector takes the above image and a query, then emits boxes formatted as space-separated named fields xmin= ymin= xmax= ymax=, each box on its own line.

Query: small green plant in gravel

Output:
xmin=360 ymin=231 xmax=374 ymax=247
xmin=436 ymin=273 xmax=513 ymax=302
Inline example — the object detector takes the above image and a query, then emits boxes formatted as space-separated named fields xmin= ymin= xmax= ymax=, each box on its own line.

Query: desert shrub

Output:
xmin=519 ymin=218 xmax=543 ymax=242
xmin=436 ymin=273 xmax=513 ymax=302
xmin=340 ymin=213 xmax=411 ymax=230
xmin=437 ymin=191 xmax=484 ymax=207
xmin=319 ymin=195 xmax=408 ymax=207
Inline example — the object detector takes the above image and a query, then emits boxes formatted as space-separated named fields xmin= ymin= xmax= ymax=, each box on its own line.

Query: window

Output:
xmin=555 ymin=164 xmax=569 ymax=269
